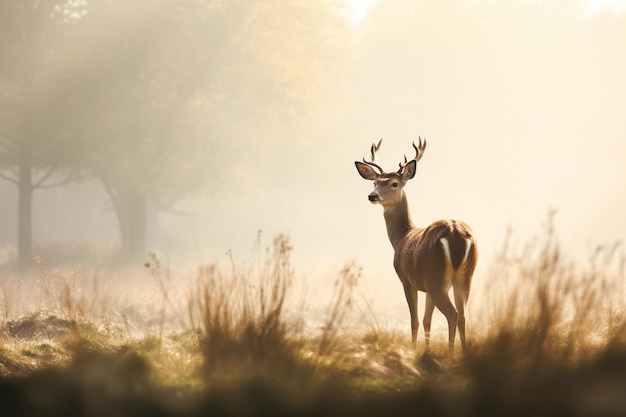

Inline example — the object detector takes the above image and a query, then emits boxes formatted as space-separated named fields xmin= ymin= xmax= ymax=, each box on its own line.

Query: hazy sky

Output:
xmin=236 ymin=0 xmax=626 ymax=273
xmin=2 ymin=0 xmax=625 ymax=286
xmin=286 ymin=0 xmax=626 ymax=326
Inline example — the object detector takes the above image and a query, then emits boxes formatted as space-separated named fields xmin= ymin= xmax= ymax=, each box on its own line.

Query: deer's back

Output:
xmin=393 ymin=219 xmax=476 ymax=292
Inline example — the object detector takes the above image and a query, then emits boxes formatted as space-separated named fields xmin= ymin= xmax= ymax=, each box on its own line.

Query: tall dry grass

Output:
xmin=464 ymin=212 xmax=626 ymax=416
xmin=473 ymin=212 xmax=625 ymax=356
xmin=316 ymin=260 xmax=360 ymax=356
xmin=1 ymin=220 xmax=626 ymax=416
xmin=36 ymin=259 xmax=102 ymax=323
xmin=186 ymin=234 xmax=298 ymax=378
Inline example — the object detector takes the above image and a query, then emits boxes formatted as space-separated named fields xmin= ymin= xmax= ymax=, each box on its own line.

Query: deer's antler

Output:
xmin=362 ymin=138 xmax=384 ymax=174
xmin=398 ymin=136 xmax=427 ymax=173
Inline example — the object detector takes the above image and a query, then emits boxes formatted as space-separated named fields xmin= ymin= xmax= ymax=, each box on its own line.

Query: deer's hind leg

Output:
xmin=452 ymin=283 xmax=468 ymax=351
xmin=426 ymin=285 xmax=458 ymax=350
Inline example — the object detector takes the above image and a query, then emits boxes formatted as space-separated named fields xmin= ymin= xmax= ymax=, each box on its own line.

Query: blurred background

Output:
xmin=1 ymin=0 xmax=625 ymax=284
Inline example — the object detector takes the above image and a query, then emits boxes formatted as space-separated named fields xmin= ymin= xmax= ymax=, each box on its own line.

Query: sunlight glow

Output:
xmin=346 ymin=0 xmax=376 ymax=25
xmin=579 ymin=0 xmax=626 ymax=15
xmin=344 ymin=0 xmax=626 ymax=25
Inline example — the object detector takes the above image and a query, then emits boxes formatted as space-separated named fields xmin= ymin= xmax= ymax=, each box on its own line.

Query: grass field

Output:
xmin=1 ymin=223 xmax=625 ymax=416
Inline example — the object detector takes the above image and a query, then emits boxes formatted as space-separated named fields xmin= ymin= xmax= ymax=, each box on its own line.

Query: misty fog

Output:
xmin=1 ymin=0 xmax=625 ymax=300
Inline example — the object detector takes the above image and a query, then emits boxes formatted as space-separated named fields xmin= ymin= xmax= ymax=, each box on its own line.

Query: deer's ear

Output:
xmin=402 ymin=160 xmax=417 ymax=180
xmin=355 ymin=161 xmax=380 ymax=180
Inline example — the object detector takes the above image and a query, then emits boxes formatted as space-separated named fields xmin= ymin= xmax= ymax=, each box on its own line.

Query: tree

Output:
xmin=65 ymin=0 xmax=353 ymax=263
xmin=0 ymin=1 xmax=91 ymax=269
xmin=0 ymin=0 xmax=353 ymax=266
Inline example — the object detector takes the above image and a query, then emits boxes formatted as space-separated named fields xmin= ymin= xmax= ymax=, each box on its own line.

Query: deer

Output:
xmin=354 ymin=138 xmax=477 ymax=351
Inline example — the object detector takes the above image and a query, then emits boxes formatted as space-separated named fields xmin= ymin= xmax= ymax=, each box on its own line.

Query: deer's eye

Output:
xmin=391 ymin=182 xmax=399 ymax=188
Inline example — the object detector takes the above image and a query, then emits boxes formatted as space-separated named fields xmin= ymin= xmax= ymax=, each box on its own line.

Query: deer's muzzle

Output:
xmin=368 ymin=192 xmax=380 ymax=203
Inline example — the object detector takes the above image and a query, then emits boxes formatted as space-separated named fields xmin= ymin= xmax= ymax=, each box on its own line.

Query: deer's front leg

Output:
xmin=402 ymin=282 xmax=419 ymax=345
xmin=423 ymin=293 xmax=435 ymax=348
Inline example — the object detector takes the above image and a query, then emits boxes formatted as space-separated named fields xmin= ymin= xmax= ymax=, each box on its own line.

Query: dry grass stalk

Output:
xmin=187 ymin=234 xmax=299 ymax=378
xmin=317 ymin=260 xmax=360 ymax=356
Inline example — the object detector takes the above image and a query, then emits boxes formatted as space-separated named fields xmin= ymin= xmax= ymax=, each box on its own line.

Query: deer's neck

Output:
xmin=383 ymin=192 xmax=415 ymax=249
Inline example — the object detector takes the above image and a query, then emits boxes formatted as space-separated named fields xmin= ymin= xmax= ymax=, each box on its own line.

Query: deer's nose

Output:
xmin=368 ymin=192 xmax=380 ymax=202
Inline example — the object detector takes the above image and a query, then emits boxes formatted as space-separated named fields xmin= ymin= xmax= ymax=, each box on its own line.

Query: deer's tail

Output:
xmin=440 ymin=222 xmax=474 ymax=271
xmin=439 ymin=221 xmax=477 ymax=302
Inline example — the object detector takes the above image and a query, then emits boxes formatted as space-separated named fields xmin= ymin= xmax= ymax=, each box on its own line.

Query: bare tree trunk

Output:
xmin=115 ymin=184 xmax=147 ymax=265
xmin=17 ymin=150 xmax=33 ymax=270
xmin=126 ymin=189 xmax=147 ymax=264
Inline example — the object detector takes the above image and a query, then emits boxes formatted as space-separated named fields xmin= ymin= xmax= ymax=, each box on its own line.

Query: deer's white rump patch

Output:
xmin=440 ymin=236 xmax=473 ymax=271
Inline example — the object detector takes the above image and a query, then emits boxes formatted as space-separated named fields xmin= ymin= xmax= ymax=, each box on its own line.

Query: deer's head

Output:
xmin=354 ymin=138 xmax=426 ymax=207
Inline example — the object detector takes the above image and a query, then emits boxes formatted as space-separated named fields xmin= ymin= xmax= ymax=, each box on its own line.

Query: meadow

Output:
xmin=0 ymin=220 xmax=625 ymax=417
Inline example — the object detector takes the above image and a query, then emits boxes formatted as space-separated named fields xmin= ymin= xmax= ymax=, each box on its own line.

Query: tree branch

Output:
xmin=32 ymin=166 xmax=56 ymax=188
xmin=36 ymin=174 xmax=83 ymax=189
xmin=33 ymin=168 xmax=84 ymax=189
xmin=0 ymin=169 xmax=19 ymax=184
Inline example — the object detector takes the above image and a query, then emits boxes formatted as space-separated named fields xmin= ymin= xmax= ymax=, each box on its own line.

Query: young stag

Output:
xmin=354 ymin=138 xmax=477 ymax=351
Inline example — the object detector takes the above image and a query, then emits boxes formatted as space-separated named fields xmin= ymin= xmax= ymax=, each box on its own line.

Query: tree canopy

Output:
xmin=0 ymin=0 xmax=354 ymax=266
